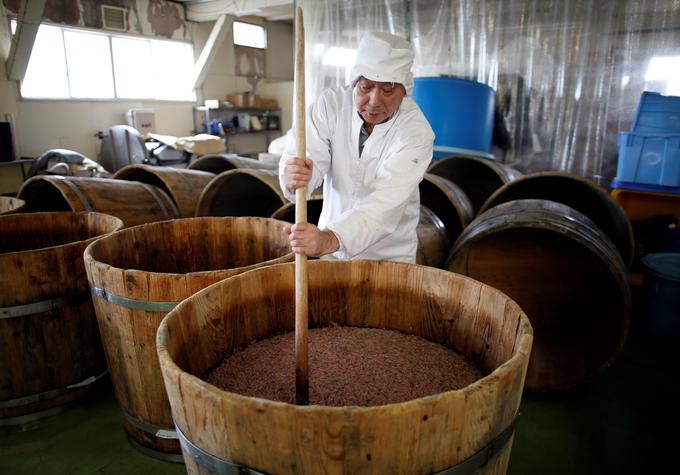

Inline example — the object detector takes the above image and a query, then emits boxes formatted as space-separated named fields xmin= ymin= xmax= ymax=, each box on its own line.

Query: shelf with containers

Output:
xmin=193 ymin=106 xmax=282 ymax=137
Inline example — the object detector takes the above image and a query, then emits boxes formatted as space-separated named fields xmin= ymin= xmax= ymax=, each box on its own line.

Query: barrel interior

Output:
xmin=17 ymin=178 xmax=72 ymax=212
xmin=199 ymin=173 xmax=283 ymax=217
xmin=480 ymin=174 xmax=633 ymax=266
xmin=452 ymin=227 xmax=627 ymax=390
xmin=88 ymin=217 xmax=291 ymax=274
xmin=113 ymin=168 xmax=173 ymax=204
xmin=165 ymin=261 xmax=527 ymax=389
xmin=0 ymin=212 xmax=122 ymax=254
xmin=271 ymin=198 xmax=323 ymax=224
xmin=188 ymin=155 xmax=238 ymax=174
xmin=429 ymin=156 xmax=507 ymax=212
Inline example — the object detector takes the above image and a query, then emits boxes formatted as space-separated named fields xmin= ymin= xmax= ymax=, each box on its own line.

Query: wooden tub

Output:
xmin=0 ymin=211 xmax=123 ymax=425
xmin=113 ymin=164 xmax=215 ymax=218
xmin=157 ymin=260 xmax=533 ymax=474
xmin=17 ymin=176 xmax=179 ymax=227
xmin=84 ymin=217 xmax=293 ymax=461
xmin=447 ymin=199 xmax=631 ymax=392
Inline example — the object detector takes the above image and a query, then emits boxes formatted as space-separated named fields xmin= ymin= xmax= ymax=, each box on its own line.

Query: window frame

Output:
xmin=14 ymin=20 xmax=196 ymax=103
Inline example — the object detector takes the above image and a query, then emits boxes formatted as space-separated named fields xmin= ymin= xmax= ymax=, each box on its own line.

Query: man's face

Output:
xmin=354 ymin=77 xmax=406 ymax=126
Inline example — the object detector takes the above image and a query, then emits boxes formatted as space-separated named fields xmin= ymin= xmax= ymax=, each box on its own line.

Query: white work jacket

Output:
xmin=279 ymin=85 xmax=434 ymax=263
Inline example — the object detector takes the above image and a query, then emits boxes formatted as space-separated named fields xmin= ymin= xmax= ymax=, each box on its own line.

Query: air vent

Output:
xmin=101 ymin=5 xmax=127 ymax=32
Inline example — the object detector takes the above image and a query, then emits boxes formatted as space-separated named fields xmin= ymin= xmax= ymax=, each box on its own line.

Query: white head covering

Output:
xmin=350 ymin=32 xmax=414 ymax=93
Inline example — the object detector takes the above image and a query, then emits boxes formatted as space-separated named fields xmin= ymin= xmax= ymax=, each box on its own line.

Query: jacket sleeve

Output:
xmin=324 ymin=130 xmax=434 ymax=257
xmin=279 ymin=92 xmax=334 ymax=202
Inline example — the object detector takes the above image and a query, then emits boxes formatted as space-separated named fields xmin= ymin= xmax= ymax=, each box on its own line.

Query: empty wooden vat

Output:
xmin=478 ymin=172 xmax=634 ymax=268
xmin=188 ymin=154 xmax=277 ymax=174
xmin=0 ymin=196 xmax=25 ymax=215
xmin=84 ymin=217 xmax=293 ymax=461
xmin=196 ymin=169 xmax=285 ymax=217
xmin=419 ymin=173 xmax=474 ymax=246
xmin=157 ymin=260 xmax=533 ymax=474
xmin=112 ymin=164 xmax=215 ymax=218
xmin=447 ymin=199 xmax=631 ymax=392
xmin=428 ymin=155 xmax=521 ymax=214
xmin=0 ymin=211 xmax=123 ymax=425
xmin=18 ymin=176 xmax=179 ymax=227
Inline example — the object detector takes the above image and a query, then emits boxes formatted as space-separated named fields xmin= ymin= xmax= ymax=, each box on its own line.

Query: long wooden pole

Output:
xmin=294 ymin=6 xmax=309 ymax=406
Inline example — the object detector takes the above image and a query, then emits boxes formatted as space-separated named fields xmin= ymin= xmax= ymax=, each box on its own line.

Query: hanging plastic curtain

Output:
xmin=298 ymin=0 xmax=680 ymax=181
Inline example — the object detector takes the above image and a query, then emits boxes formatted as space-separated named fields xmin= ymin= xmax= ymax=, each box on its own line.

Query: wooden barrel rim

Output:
xmin=85 ymin=216 xmax=292 ymax=282
xmin=449 ymin=199 xmax=628 ymax=288
xmin=429 ymin=154 xmax=516 ymax=182
xmin=188 ymin=154 xmax=276 ymax=173
xmin=158 ymin=263 xmax=533 ymax=407
xmin=478 ymin=171 xmax=634 ymax=268
xmin=0 ymin=211 xmax=124 ymax=256
xmin=420 ymin=173 xmax=474 ymax=244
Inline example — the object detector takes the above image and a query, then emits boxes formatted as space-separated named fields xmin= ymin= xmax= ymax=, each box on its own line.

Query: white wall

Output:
xmin=0 ymin=6 xmax=294 ymax=193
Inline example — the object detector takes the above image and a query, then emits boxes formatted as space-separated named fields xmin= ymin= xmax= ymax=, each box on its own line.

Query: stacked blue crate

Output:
xmin=614 ymin=92 xmax=680 ymax=193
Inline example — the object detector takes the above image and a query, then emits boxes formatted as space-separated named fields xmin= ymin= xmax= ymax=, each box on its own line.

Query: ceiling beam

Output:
xmin=185 ymin=0 xmax=293 ymax=22
xmin=6 ymin=0 xmax=47 ymax=82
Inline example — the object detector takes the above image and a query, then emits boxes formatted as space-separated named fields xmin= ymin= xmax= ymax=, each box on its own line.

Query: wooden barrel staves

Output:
xmin=0 ymin=211 xmax=123 ymax=425
xmin=84 ymin=217 xmax=293 ymax=461
xmin=17 ymin=176 xmax=180 ymax=227
xmin=188 ymin=153 xmax=277 ymax=174
xmin=196 ymin=169 xmax=285 ymax=217
xmin=0 ymin=196 xmax=25 ymax=215
xmin=428 ymin=155 xmax=521 ymax=214
xmin=447 ymin=199 xmax=631 ymax=392
xmin=157 ymin=260 xmax=533 ymax=474
xmin=112 ymin=164 xmax=215 ymax=218
xmin=478 ymin=171 xmax=635 ymax=268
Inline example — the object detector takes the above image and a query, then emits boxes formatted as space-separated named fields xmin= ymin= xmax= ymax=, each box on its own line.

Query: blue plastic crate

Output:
xmin=633 ymin=91 xmax=680 ymax=135
xmin=616 ymin=132 xmax=680 ymax=187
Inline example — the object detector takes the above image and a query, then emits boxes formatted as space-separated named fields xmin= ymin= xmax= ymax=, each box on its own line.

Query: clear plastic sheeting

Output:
xmin=298 ymin=0 xmax=680 ymax=180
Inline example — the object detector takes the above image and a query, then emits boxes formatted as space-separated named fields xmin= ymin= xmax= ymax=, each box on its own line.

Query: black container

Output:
xmin=0 ymin=122 xmax=14 ymax=162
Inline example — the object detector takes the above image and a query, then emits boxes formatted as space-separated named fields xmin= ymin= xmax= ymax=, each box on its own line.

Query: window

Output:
xmin=645 ymin=55 xmax=680 ymax=96
xmin=18 ymin=22 xmax=195 ymax=101
xmin=233 ymin=21 xmax=266 ymax=49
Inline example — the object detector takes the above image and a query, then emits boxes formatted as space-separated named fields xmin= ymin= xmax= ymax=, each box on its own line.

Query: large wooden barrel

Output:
xmin=0 ymin=196 xmax=25 ymax=215
xmin=479 ymin=172 xmax=634 ymax=268
xmin=195 ymin=169 xmax=285 ymax=217
xmin=271 ymin=198 xmax=450 ymax=268
xmin=419 ymin=173 xmax=474 ymax=245
xmin=112 ymin=164 xmax=215 ymax=218
xmin=17 ymin=176 xmax=179 ymax=227
xmin=447 ymin=199 xmax=631 ymax=392
xmin=84 ymin=217 xmax=293 ymax=461
xmin=428 ymin=155 xmax=521 ymax=214
xmin=157 ymin=260 xmax=533 ymax=474
xmin=0 ymin=211 xmax=123 ymax=425
xmin=188 ymin=154 xmax=277 ymax=174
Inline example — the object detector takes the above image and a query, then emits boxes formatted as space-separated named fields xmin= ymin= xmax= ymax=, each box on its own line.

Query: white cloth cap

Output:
xmin=350 ymin=32 xmax=414 ymax=91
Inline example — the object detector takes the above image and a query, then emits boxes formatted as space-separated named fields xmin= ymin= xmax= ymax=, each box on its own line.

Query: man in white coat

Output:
xmin=279 ymin=31 xmax=434 ymax=264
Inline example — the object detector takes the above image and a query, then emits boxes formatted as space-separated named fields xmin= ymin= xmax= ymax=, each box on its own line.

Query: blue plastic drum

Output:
xmin=413 ymin=77 xmax=496 ymax=160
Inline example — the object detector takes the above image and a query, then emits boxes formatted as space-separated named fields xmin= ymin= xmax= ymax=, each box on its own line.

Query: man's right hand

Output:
xmin=282 ymin=157 xmax=312 ymax=193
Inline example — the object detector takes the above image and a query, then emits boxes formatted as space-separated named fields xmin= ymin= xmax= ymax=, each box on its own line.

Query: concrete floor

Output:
xmin=2 ymin=288 xmax=678 ymax=475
